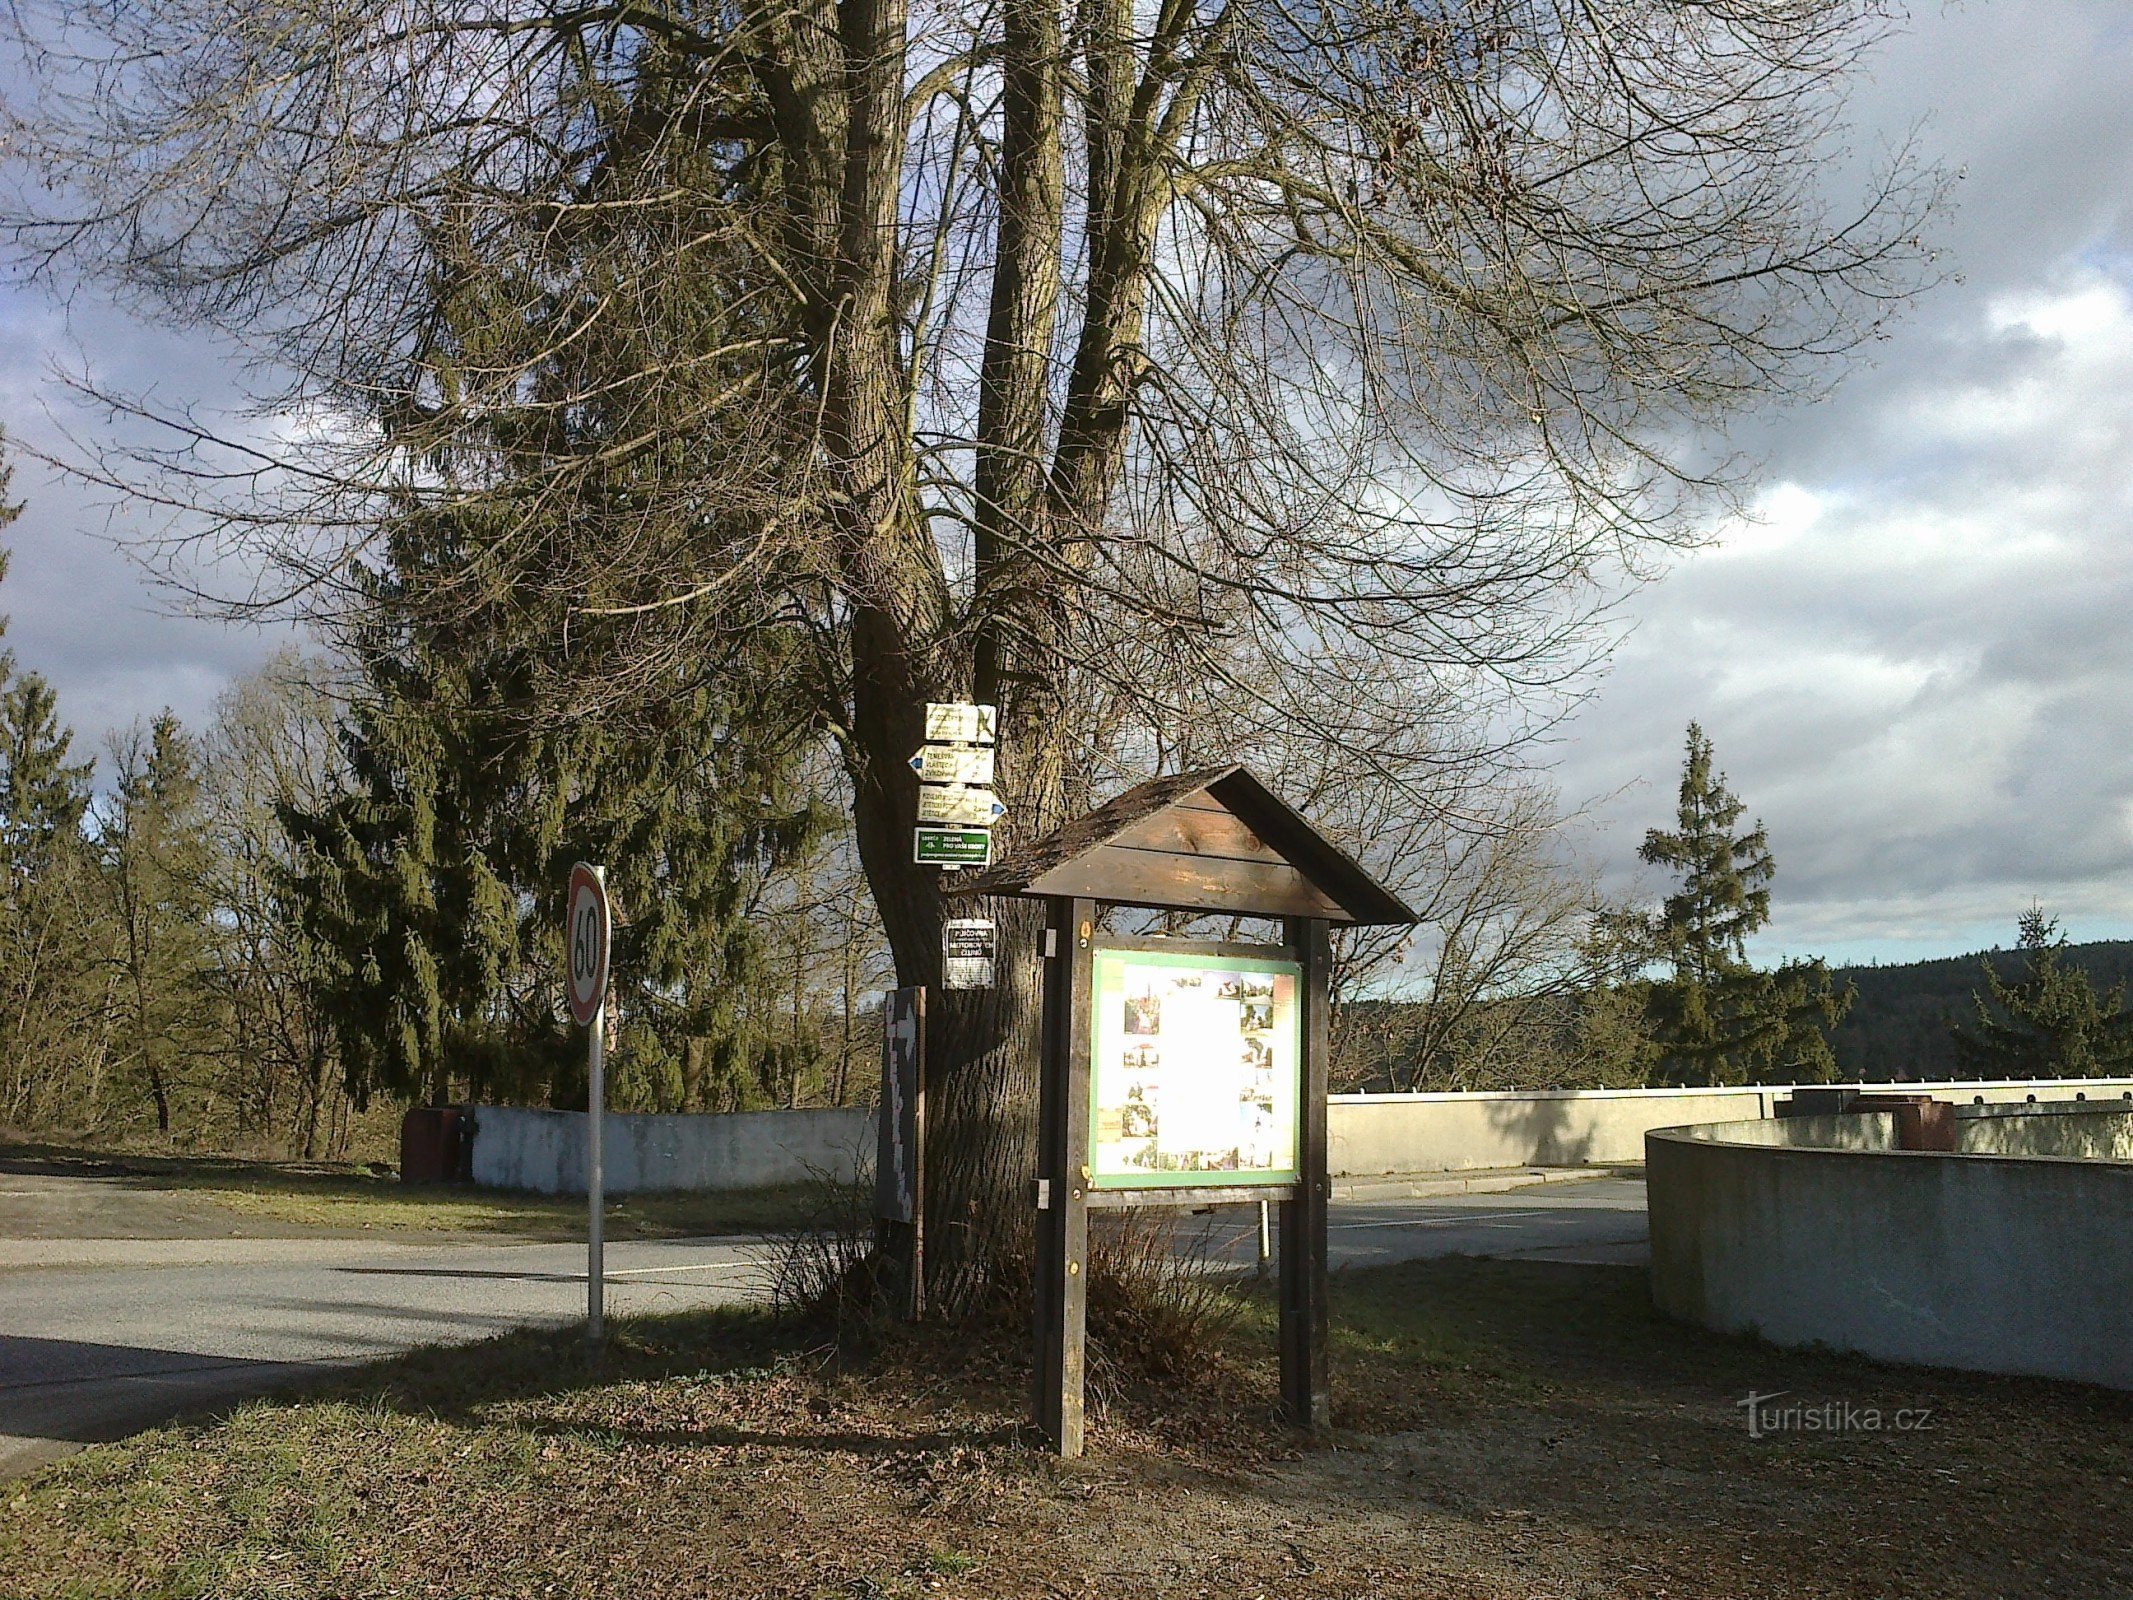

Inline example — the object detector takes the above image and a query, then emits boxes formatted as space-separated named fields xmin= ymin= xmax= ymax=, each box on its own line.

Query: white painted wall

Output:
xmin=1328 ymin=1077 xmax=2133 ymax=1175
xmin=469 ymin=1105 xmax=873 ymax=1196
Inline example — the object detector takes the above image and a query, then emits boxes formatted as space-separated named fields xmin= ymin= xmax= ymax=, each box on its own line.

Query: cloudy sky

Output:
xmin=1546 ymin=2 xmax=2133 ymax=966
xmin=0 ymin=3 xmax=2130 ymax=968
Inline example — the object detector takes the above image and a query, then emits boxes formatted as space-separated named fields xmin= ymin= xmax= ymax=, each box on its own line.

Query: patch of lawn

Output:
xmin=6 ymin=1257 xmax=2131 ymax=1598
xmin=0 ymin=1140 xmax=831 ymax=1239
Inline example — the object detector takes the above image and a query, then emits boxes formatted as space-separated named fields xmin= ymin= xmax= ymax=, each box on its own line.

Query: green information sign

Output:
xmin=913 ymin=825 xmax=993 ymax=866
xmin=1087 ymin=948 xmax=1302 ymax=1189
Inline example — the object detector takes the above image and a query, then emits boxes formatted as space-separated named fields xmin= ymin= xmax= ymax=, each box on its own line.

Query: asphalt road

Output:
xmin=1 ymin=1174 xmax=1646 ymax=1479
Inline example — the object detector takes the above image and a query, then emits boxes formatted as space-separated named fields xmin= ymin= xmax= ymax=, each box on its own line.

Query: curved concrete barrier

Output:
xmin=1647 ymin=1110 xmax=2133 ymax=1390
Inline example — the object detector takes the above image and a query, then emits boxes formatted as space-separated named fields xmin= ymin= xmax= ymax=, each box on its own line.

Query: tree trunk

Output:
xmin=848 ymin=697 xmax=1073 ymax=1314
xmin=147 ymin=1058 xmax=171 ymax=1136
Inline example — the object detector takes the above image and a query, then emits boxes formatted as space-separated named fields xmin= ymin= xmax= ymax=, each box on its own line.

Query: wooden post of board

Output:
xmin=1034 ymin=895 xmax=1095 ymax=1456
xmin=1279 ymin=914 xmax=1332 ymax=1431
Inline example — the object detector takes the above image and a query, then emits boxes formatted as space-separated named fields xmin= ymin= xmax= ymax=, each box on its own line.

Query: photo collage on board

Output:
xmin=1098 ymin=962 xmax=1292 ymax=1176
xmin=1114 ymin=966 xmax=1172 ymax=1171
xmin=1223 ymin=972 xmax=1281 ymax=1171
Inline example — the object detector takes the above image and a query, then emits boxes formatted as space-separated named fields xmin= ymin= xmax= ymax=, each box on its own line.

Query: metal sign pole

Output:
xmin=565 ymin=860 xmax=611 ymax=1352
xmin=587 ymin=975 xmax=606 ymax=1347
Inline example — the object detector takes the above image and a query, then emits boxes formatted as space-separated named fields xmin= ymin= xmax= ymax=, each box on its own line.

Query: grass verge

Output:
xmin=0 ymin=1140 xmax=828 ymax=1240
xmin=5 ymin=1257 xmax=2130 ymax=1598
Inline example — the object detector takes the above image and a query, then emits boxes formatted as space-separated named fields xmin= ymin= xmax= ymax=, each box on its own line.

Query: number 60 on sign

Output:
xmin=566 ymin=862 xmax=610 ymax=1026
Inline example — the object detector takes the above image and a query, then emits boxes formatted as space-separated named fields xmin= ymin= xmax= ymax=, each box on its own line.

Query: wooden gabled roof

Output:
xmin=946 ymin=764 xmax=1415 ymax=926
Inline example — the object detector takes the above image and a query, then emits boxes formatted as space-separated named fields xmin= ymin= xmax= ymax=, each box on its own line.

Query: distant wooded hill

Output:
xmin=1828 ymin=940 xmax=2133 ymax=1082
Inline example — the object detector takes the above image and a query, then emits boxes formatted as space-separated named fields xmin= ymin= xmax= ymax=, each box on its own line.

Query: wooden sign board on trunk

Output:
xmin=875 ymin=987 xmax=924 ymax=1224
xmin=875 ymin=987 xmax=926 ymax=1320
xmin=924 ymin=702 xmax=997 ymax=745
xmin=917 ymin=784 xmax=1004 ymax=827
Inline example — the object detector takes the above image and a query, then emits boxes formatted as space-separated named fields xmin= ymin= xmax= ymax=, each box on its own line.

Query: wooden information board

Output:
xmin=949 ymin=765 xmax=1415 ymax=1456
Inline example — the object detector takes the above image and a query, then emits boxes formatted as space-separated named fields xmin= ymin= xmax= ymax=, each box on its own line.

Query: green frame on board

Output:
xmin=1086 ymin=944 xmax=1303 ymax=1191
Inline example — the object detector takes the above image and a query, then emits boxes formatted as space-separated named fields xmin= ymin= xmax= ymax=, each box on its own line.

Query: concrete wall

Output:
xmin=1647 ymin=1114 xmax=2133 ymax=1391
xmin=470 ymin=1104 xmax=873 ymax=1196
xmin=1957 ymin=1104 xmax=2133 ymax=1160
xmin=1325 ymin=1077 xmax=2133 ymax=1176
xmin=467 ymin=1077 xmax=2133 ymax=1194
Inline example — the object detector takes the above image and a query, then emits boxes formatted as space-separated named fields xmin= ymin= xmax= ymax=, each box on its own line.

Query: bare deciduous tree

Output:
xmin=197 ymin=653 xmax=351 ymax=1157
xmin=2 ymin=0 xmax=1937 ymax=1307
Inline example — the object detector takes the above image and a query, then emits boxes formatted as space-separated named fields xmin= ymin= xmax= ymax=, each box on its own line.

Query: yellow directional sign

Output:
xmin=924 ymin=702 xmax=998 ymax=745
xmin=918 ymin=784 xmax=1003 ymax=826
xmin=915 ymin=744 xmax=996 ymax=785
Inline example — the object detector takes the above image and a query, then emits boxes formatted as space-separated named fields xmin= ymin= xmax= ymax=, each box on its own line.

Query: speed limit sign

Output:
xmin=565 ymin=862 xmax=609 ymax=1026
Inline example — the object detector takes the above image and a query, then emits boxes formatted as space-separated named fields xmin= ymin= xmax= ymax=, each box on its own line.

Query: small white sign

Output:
xmin=918 ymin=784 xmax=1004 ymax=826
xmin=924 ymin=702 xmax=998 ymax=745
xmin=913 ymin=744 xmax=996 ymax=786
xmin=943 ymin=918 xmax=997 ymax=990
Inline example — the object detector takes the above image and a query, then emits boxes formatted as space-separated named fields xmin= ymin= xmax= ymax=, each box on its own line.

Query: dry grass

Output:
xmin=5 ymin=1257 xmax=2131 ymax=1598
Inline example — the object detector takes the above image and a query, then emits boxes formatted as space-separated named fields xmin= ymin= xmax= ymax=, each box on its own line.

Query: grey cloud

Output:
xmin=1554 ymin=2 xmax=2133 ymax=966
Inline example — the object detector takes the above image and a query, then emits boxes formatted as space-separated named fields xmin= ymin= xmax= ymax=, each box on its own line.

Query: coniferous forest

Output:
xmin=0 ymin=443 xmax=894 ymax=1159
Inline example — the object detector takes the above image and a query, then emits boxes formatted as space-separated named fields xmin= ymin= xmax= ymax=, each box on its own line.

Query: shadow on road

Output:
xmin=0 ymin=1334 xmax=343 ymax=1469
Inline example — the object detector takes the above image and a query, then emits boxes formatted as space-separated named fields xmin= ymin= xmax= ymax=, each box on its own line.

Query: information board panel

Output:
xmin=1087 ymin=948 xmax=1301 ymax=1189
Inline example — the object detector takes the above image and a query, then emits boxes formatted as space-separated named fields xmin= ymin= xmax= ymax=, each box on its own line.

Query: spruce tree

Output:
xmin=1637 ymin=723 xmax=1851 ymax=1085
xmin=0 ymin=441 xmax=92 ymax=880
xmin=0 ymin=670 xmax=95 ymax=877
xmin=284 ymin=510 xmax=828 ymax=1114
xmin=0 ymin=440 xmax=111 ymax=1132
xmin=1950 ymin=907 xmax=2133 ymax=1078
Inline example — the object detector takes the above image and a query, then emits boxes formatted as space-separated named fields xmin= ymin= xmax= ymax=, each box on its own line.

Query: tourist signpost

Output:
xmin=911 ymin=702 xmax=1002 ymax=869
xmin=566 ymin=862 xmax=611 ymax=1345
xmin=880 ymin=701 xmax=1006 ymax=1314
xmin=950 ymin=766 xmax=1415 ymax=1456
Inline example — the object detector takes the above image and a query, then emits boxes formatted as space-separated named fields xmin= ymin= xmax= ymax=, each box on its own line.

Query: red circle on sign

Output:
xmin=565 ymin=863 xmax=609 ymax=1026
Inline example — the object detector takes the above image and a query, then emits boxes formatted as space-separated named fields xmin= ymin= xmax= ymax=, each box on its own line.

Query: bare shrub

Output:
xmin=763 ymin=1175 xmax=1246 ymax=1420
xmin=759 ymin=1166 xmax=885 ymax=1345
xmin=1083 ymin=1208 xmax=1248 ymax=1415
